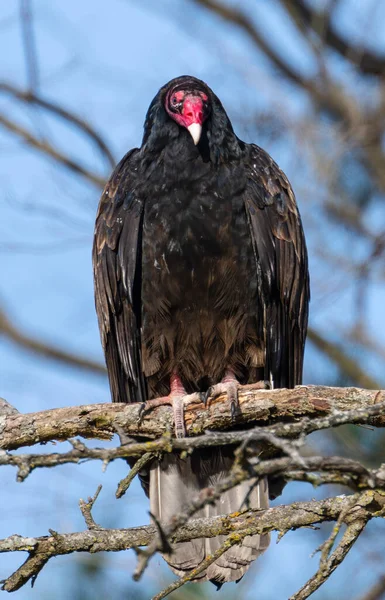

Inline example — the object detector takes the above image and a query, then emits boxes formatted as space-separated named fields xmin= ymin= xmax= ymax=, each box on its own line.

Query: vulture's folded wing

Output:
xmin=92 ymin=148 xmax=146 ymax=403
xmin=244 ymin=144 xmax=310 ymax=388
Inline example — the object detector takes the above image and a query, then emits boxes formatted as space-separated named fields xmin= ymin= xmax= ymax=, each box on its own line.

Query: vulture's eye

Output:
xmin=169 ymin=91 xmax=184 ymax=110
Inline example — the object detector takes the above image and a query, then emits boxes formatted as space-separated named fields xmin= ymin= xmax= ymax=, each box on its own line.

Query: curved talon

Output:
xmin=137 ymin=396 xmax=174 ymax=424
xmin=203 ymin=386 xmax=214 ymax=406
xmin=230 ymin=400 xmax=237 ymax=420
xmin=138 ymin=402 xmax=146 ymax=423
xmin=225 ymin=383 xmax=239 ymax=421
xmin=203 ymin=377 xmax=240 ymax=420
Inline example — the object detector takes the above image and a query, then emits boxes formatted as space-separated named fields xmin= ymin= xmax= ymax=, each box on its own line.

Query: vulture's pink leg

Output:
xmin=140 ymin=373 xmax=200 ymax=438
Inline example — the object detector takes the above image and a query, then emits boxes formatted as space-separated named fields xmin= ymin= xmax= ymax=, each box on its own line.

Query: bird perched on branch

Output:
xmin=93 ymin=75 xmax=309 ymax=586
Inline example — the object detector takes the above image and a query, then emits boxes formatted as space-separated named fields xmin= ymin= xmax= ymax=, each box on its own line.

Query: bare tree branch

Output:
xmin=0 ymin=385 xmax=384 ymax=452
xmin=191 ymin=0 xmax=314 ymax=89
xmin=0 ymin=82 xmax=116 ymax=168
xmin=291 ymin=504 xmax=369 ymax=599
xmin=0 ymin=304 xmax=106 ymax=376
xmin=79 ymin=484 xmax=103 ymax=530
xmin=1 ymin=490 xmax=384 ymax=593
xmin=283 ymin=0 xmax=385 ymax=76
xmin=307 ymin=329 xmax=382 ymax=389
xmin=0 ymin=113 xmax=106 ymax=188
xmin=190 ymin=0 xmax=385 ymax=195
xmin=354 ymin=576 xmax=385 ymax=600
xmin=190 ymin=0 xmax=360 ymax=122
xmin=1 ymin=386 xmax=385 ymax=594
xmin=1 ymin=427 xmax=385 ymax=495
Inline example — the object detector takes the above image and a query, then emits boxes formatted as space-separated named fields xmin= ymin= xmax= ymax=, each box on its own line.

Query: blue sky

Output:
xmin=1 ymin=1 xmax=385 ymax=599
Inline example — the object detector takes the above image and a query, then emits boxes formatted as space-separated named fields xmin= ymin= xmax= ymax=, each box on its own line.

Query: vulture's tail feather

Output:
xmin=149 ymin=452 xmax=269 ymax=584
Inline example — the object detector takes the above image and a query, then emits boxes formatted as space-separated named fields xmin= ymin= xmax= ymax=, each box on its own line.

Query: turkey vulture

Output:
xmin=93 ymin=75 xmax=309 ymax=585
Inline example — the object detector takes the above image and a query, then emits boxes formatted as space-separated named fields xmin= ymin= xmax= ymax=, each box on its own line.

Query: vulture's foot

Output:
xmin=204 ymin=369 xmax=240 ymax=419
xmin=139 ymin=374 xmax=201 ymax=438
xmin=167 ymin=390 xmax=202 ymax=438
xmin=205 ymin=372 xmax=270 ymax=420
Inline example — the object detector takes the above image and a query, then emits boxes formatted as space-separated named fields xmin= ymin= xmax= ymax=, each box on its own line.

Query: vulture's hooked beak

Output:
xmin=187 ymin=123 xmax=202 ymax=145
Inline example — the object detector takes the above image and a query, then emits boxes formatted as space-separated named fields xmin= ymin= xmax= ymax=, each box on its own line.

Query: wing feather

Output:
xmin=93 ymin=148 xmax=146 ymax=403
xmin=244 ymin=144 xmax=309 ymax=388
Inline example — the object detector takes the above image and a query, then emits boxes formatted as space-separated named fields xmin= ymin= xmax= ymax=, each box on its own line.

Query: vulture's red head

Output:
xmin=164 ymin=80 xmax=211 ymax=145
xmin=142 ymin=76 xmax=239 ymax=161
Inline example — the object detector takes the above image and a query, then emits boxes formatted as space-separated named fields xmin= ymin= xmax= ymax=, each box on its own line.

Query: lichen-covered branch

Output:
xmin=0 ymin=386 xmax=384 ymax=596
xmin=290 ymin=500 xmax=370 ymax=600
xmin=131 ymin=450 xmax=385 ymax=583
xmin=1 ymin=490 xmax=384 ymax=593
xmin=0 ymin=385 xmax=384 ymax=452
xmin=2 ymin=397 xmax=385 ymax=483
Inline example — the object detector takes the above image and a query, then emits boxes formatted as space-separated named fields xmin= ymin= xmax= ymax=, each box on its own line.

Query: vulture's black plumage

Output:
xmin=93 ymin=76 xmax=309 ymax=585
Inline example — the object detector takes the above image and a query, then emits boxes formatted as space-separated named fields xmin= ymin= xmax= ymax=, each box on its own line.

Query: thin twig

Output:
xmin=116 ymin=452 xmax=156 ymax=498
xmin=79 ymin=485 xmax=103 ymax=530
xmin=290 ymin=508 xmax=369 ymax=599
xmin=316 ymin=494 xmax=358 ymax=567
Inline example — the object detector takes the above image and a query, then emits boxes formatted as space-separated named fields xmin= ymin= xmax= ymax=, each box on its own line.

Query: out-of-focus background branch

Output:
xmin=1 ymin=1 xmax=385 ymax=599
